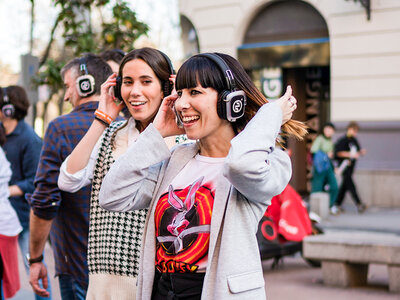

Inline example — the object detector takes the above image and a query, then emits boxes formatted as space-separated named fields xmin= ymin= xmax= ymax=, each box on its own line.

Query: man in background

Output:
xmin=27 ymin=54 xmax=112 ymax=299
xmin=333 ymin=121 xmax=367 ymax=213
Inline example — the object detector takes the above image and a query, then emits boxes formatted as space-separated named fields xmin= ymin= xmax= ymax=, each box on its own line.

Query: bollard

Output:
xmin=310 ymin=192 xmax=330 ymax=219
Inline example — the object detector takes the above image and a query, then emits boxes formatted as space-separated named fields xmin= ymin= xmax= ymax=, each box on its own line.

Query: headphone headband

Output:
xmin=76 ymin=56 xmax=95 ymax=97
xmin=2 ymin=87 xmax=9 ymax=104
xmin=114 ymin=49 xmax=126 ymax=57
xmin=1 ymin=87 xmax=15 ymax=118
xmin=79 ymin=57 xmax=89 ymax=76
xmin=194 ymin=53 xmax=246 ymax=122
xmin=158 ymin=50 xmax=176 ymax=75
xmin=197 ymin=53 xmax=236 ymax=90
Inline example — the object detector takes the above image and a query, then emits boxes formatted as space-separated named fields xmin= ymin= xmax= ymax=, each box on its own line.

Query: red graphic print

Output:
xmin=155 ymin=177 xmax=214 ymax=273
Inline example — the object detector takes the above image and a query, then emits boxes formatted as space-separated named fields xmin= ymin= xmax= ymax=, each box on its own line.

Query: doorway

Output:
xmin=285 ymin=66 xmax=330 ymax=195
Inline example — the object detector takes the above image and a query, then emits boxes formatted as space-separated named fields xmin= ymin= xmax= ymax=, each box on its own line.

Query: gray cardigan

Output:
xmin=99 ymin=102 xmax=292 ymax=300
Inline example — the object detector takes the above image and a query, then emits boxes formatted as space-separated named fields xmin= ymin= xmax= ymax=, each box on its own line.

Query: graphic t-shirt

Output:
xmin=154 ymin=154 xmax=225 ymax=273
xmin=335 ymin=135 xmax=361 ymax=169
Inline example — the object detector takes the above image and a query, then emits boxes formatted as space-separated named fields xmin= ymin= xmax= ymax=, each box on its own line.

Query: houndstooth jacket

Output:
xmin=87 ymin=120 xmax=147 ymax=277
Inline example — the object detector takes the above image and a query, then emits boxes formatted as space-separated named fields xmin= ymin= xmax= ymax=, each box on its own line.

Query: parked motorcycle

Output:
xmin=256 ymin=184 xmax=322 ymax=268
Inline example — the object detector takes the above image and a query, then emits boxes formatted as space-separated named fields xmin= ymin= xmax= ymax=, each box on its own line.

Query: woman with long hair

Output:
xmin=58 ymin=47 xmax=175 ymax=299
xmin=99 ymin=53 xmax=307 ymax=299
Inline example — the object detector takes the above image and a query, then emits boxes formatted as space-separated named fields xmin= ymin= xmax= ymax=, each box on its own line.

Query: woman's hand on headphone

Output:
xmin=153 ymin=93 xmax=185 ymax=138
xmin=275 ymin=85 xmax=297 ymax=124
xmin=98 ymin=73 xmax=124 ymax=120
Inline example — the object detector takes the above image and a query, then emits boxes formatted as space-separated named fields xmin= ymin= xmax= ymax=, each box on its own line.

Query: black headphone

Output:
xmin=76 ymin=57 xmax=96 ymax=97
xmin=1 ymin=87 xmax=15 ymax=118
xmin=114 ymin=50 xmax=175 ymax=102
xmin=198 ymin=53 xmax=246 ymax=122
xmin=113 ymin=49 xmax=126 ymax=57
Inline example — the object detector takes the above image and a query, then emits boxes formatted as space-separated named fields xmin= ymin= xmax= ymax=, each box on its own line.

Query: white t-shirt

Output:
xmin=0 ymin=147 xmax=22 ymax=236
xmin=154 ymin=154 xmax=225 ymax=273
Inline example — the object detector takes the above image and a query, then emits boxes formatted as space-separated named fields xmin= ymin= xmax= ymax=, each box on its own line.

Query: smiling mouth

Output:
xmin=129 ymin=101 xmax=146 ymax=106
xmin=182 ymin=115 xmax=200 ymax=124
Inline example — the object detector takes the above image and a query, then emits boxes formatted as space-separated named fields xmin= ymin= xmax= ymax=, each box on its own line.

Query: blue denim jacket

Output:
xmin=2 ymin=120 xmax=42 ymax=229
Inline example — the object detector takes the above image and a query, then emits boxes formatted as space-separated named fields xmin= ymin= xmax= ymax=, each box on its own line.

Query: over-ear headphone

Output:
xmin=159 ymin=50 xmax=176 ymax=97
xmin=114 ymin=49 xmax=126 ymax=57
xmin=1 ymin=87 xmax=15 ymax=118
xmin=198 ymin=53 xmax=247 ymax=122
xmin=76 ymin=57 xmax=96 ymax=97
xmin=114 ymin=50 xmax=175 ymax=102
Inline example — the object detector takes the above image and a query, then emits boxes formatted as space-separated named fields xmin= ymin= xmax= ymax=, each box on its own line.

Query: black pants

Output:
xmin=152 ymin=270 xmax=205 ymax=300
xmin=336 ymin=167 xmax=361 ymax=206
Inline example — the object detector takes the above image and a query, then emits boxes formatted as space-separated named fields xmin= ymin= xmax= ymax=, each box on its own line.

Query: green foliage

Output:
xmin=34 ymin=0 xmax=149 ymax=92
xmin=32 ymin=58 xmax=64 ymax=94
xmin=102 ymin=2 xmax=150 ymax=50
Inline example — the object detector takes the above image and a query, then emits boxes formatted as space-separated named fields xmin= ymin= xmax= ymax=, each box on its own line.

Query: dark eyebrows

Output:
xmin=122 ymin=75 xmax=153 ymax=81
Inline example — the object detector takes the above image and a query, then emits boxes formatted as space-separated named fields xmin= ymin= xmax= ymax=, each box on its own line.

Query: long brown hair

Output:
xmin=117 ymin=47 xmax=174 ymax=132
xmin=175 ymin=53 xmax=307 ymax=141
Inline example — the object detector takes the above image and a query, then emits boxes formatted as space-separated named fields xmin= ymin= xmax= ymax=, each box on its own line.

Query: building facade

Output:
xmin=179 ymin=0 xmax=400 ymax=207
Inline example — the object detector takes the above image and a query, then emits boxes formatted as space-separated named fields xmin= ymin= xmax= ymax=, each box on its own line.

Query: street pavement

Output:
xmin=9 ymin=203 xmax=400 ymax=300
xmin=319 ymin=203 xmax=400 ymax=235
xmin=264 ymin=202 xmax=400 ymax=299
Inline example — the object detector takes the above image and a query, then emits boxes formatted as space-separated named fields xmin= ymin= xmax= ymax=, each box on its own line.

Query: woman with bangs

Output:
xmin=99 ymin=53 xmax=307 ymax=300
xmin=57 ymin=47 xmax=175 ymax=299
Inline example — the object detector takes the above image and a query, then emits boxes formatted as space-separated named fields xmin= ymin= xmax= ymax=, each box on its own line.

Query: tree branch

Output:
xmin=39 ymin=14 xmax=62 ymax=67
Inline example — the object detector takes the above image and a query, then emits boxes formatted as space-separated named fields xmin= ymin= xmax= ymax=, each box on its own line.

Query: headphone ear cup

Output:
xmin=2 ymin=104 xmax=15 ymax=118
xmin=217 ymin=90 xmax=229 ymax=120
xmin=115 ymin=76 xmax=123 ymax=101
xmin=76 ymin=74 xmax=95 ymax=97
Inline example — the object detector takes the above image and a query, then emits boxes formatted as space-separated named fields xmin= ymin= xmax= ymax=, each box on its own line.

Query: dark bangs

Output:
xmin=176 ymin=55 xmax=226 ymax=93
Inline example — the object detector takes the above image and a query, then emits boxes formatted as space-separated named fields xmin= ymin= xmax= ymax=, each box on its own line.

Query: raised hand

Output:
xmin=153 ymin=93 xmax=185 ymax=138
xmin=97 ymin=73 xmax=125 ymax=120
xmin=275 ymin=85 xmax=297 ymax=124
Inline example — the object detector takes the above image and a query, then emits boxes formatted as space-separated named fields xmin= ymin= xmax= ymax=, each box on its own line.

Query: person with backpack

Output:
xmin=310 ymin=122 xmax=339 ymax=214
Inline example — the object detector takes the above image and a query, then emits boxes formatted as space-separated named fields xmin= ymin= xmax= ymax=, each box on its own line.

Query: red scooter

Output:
xmin=256 ymin=184 xmax=322 ymax=268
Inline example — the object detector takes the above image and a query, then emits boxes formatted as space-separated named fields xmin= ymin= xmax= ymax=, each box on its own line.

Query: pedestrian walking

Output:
xmin=310 ymin=123 xmax=339 ymax=213
xmin=0 ymin=85 xmax=51 ymax=299
xmin=0 ymin=126 xmax=22 ymax=299
xmin=99 ymin=53 xmax=307 ymax=299
xmin=333 ymin=121 xmax=367 ymax=213
xmin=27 ymin=54 xmax=112 ymax=299
xmin=58 ymin=48 xmax=175 ymax=299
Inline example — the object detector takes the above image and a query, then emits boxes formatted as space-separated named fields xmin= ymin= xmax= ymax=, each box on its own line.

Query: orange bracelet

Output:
xmin=94 ymin=109 xmax=113 ymax=125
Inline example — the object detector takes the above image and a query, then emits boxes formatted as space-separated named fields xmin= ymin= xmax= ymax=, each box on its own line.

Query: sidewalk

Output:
xmin=264 ymin=204 xmax=400 ymax=299
xmin=8 ymin=243 xmax=60 ymax=300
xmin=319 ymin=204 xmax=400 ymax=235
xmin=8 ymin=205 xmax=399 ymax=300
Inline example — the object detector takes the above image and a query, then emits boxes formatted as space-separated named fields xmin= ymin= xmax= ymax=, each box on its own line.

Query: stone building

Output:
xmin=178 ymin=0 xmax=400 ymax=207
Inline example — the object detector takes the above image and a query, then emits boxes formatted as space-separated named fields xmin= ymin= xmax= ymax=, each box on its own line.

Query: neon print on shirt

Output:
xmin=155 ymin=176 xmax=215 ymax=273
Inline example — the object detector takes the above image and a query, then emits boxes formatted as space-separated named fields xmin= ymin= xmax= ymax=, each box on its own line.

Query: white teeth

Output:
xmin=182 ymin=116 xmax=200 ymax=122
xmin=129 ymin=101 xmax=146 ymax=106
